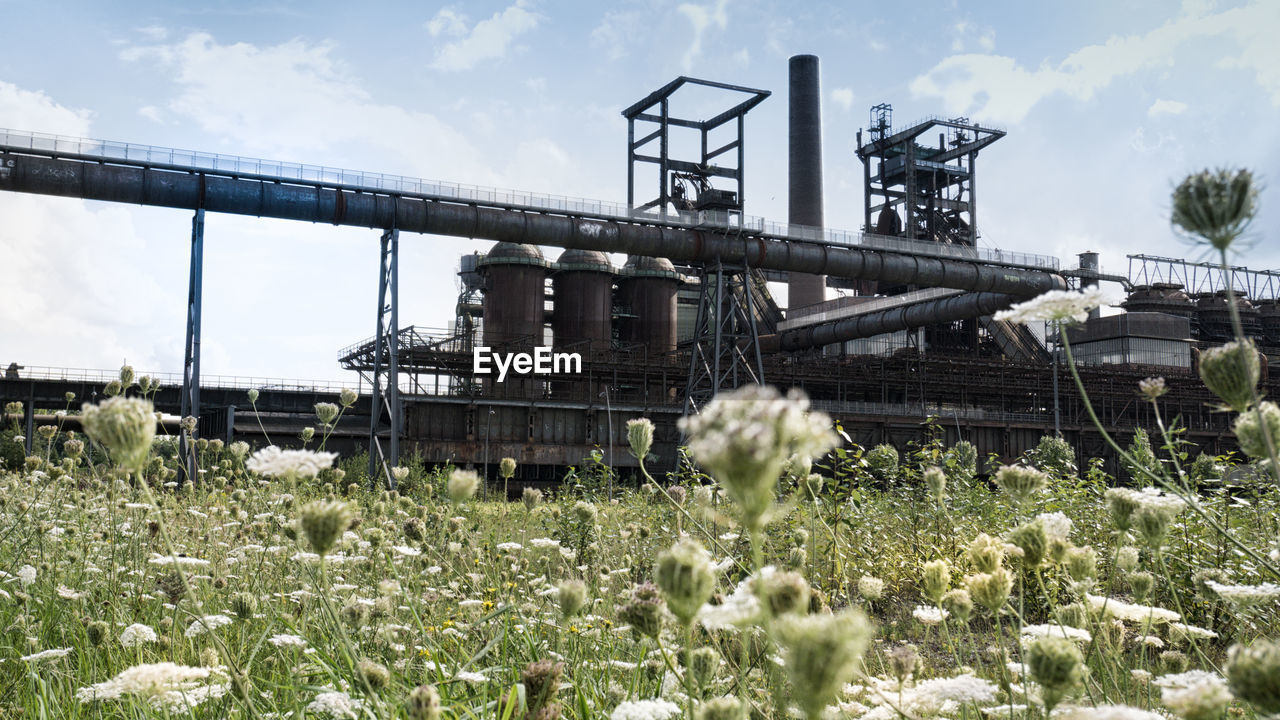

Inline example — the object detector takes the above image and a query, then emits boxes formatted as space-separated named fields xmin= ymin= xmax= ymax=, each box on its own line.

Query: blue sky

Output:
xmin=1 ymin=0 xmax=1277 ymax=382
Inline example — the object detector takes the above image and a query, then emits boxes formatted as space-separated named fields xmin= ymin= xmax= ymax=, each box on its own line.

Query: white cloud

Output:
xmin=732 ymin=47 xmax=749 ymax=67
xmin=911 ymin=1 xmax=1280 ymax=123
xmin=590 ymin=9 xmax=642 ymax=62
xmin=425 ymin=7 xmax=468 ymax=38
xmin=831 ymin=87 xmax=854 ymax=111
xmin=677 ymin=0 xmax=729 ymax=72
xmin=429 ymin=1 xmax=540 ymax=72
xmin=1147 ymin=99 xmax=1188 ymax=116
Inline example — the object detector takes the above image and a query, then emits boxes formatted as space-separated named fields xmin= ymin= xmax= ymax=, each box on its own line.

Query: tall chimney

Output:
xmin=788 ymin=54 xmax=826 ymax=312
xmin=1079 ymin=251 xmax=1100 ymax=320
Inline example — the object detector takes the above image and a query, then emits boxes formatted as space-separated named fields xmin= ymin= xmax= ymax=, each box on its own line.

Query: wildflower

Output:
xmin=1027 ymin=635 xmax=1084 ymax=711
xmin=120 ymin=624 xmax=158 ymax=647
xmin=627 ymin=417 xmax=655 ymax=461
xmin=21 ymin=647 xmax=72 ymax=662
xmin=858 ymin=574 xmax=885 ymax=601
xmin=522 ymin=659 xmax=565 ymax=712
xmin=556 ymin=579 xmax=588 ymax=619
xmin=75 ymin=662 xmax=228 ymax=708
xmin=300 ymin=427 xmax=315 ymax=442
xmin=268 ymin=634 xmax=307 ymax=648
xmin=1129 ymin=571 xmax=1155 ymax=600
xmin=698 ymin=571 xmax=764 ymax=630
xmin=1056 ymin=705 xmax=1164 ymax=720
xmin=695 ymin=697 xmax=745 ymax=720
xmin=297 ymin=499 xmax=355 ymax=555
xmin=246 ymin=446 xmax=337 ymax=479
xmin=357 ymin=659 xmax=390 ymax=689
xmin=678 ymin=385 xmax=838 ymax=533
xmin=1233 ymin=401 xmax=1280 ymax=460
xmin=18 ymin=564 xmax=36 ymax=586
xmin=405 ymin=685 xmax=442 ymax=720
xmin=922 ymin=559 xmax=950 ymax=603
xmin=499 ymin=457 xmax=516 ymax=479
xmin=1156 ymin=670 xmax=1232 ymax=720
xmin=774 ymin=608 xmax=873 ymax=720
xmin=315 ymin=402 xmax=339 ymax=425
xmin=655 ymin=538 xmax=715 ymax=626
xmin=611 ymin=699 xmax=682 ymax=720
xmin=966 ymin=567 xmax=1013 ymax=613
xmin=1226 ymin=639 xmax=1280 ymax=717
xmin=1171 ymin=167 xmax=1259 ymax=251
xmin=1007 ymin=521 xmax=1049 ymax=568
xmin=993 ymin=465 xmax=1047 ymax=505
xmin=1020 ymin=624 xmax=1092 ymax=645
xmin=86 ymin=621 xmax=109 ymax=645
xmin=923 ymin=466 xmax=946 ymax=500
xmin=1117 ymin=545 xmax=1141 ymax=572
xmin=522 ymin=486 xmax=543 ymax=509
xmin=993 ymin=287 xmax=1109 ymax=325
xmin=446 ymin=469 xmax=480 ymax=502
xmin=757 ymin=568 xmax=810 ymax=616
xmin=81 ymin=396 xmax=156 ymax=471
xmin=1065 ymin=545 xmax=1098 ymax=584
xmin=912 ymin=605 xmax=949 ymax=625
xmin=1138 ymin=377 xmax=1168 ymax=400
xmin=185 ymin=614 xmax=233 ymax=638
xmin=1168 ymin=623 xmax=1218 ymax=643
xmin=1086 ymin=594 xmax=1180 ymax=624
xmin=941 ymin=588 xmax=973 ymax=623
xmin=619 ymin=582 xmax=664 ymax=639
xmin=228 ymin=441 xmax=250 ymax=459
xmin=307 ymin=690 xmax=365 ymax=719
xmin=1206 ymin=579 xmax=1280 ymax=606
xmin=967 ymin=533 xmax=1005 ymax=573
xmin=1200 ymin=340 xmax=1262 ymax=413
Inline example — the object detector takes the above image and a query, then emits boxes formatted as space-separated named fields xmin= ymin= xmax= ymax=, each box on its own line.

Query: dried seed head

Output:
xmin=774 ymin=608 xmax=873 ymax=720
xmin=81 ymin=397 xmax=156 ymax=471
xmin=499 ymin=457 xmax=517 ymax=479
xmin=297 ymin=499 xmax=354 ymax=556
xmin=1199 ymin=340 xmax=1261 ymax=413
xmin=626 ymin=417 xmax=654 ymax=461
xmin=1171 ymin=167 xmax=1259 ymax=251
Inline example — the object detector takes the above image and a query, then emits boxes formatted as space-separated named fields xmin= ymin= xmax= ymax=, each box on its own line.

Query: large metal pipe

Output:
xmin=765 ymin=291 xmax=1022 ymax=351
xmin=0 ymin=151 xmax=1065 ymax=297
xmin=788 ymin=54 xmax=826 ymax=310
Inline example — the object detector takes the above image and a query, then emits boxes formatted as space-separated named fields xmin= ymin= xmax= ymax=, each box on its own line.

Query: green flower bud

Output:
xmin=923 ymin=466 xmax=947 ymax=500
xmin=1027 ymin=636 xmax=1084 ymax=711
xmin=314 ymin=403 xmax=339 ymax=426
xmin=1128 ymin=571 xmax=1155 ymax=601
xmin=1008 ymin=521 xmax=1048 ymax=568
xmin=339 ymin=387 xmax=358 ymax=408
xmin=247 ymin=389 xmax=260 ymax=404
xmin=888 ymin=644 xmax=919 ymax=682
xmin=1226 ymin=639 xmax=1280 ymax=717
xmin=655 ymin=539 xmax=715 ymax=626
xmin=774 ymin=608 xmax=873 ymax=720
xmin=522 ymin=486 xmax=543 ymax=509
xmin=689 ymin=647 xmax=722 ymax=689
xmin=446 ymin=470 xmax=480 ymax=503
xmin=86 ymin=620 xmax=109 ymax=646
xmin=922 ymin=559 xmax=950 ymax=604
xmin=626 ymin=417 xmax=654 ymax=461
xmin=966 ymin=567 xmax=1013 ymax=613
xmin=231 ymin=591 xmax=257 ymax=620
xmin=696 ymin=697 xmax=745 ymax=720
xmin=1171 ymin=167 xmax=1259 ymax=251
xmin=757 ymin=569 xmax=810 ymax=617
xmin=1233 ymin=401 xmax=1280 ymax=460
xmin=619 ymin=582 xmax=664 ymax=639
xmin=297 ymin=499 xmax=354 ymax=555
xmin=967 ymin=533 xmax=1005 ymax=573
xmin=994 ymin=465 xmax=1047 ymax=505
xmin=81 ymin=396 xmax=156 ymax=471
xmin=1199 ymin=340 xmax=1261 ymax=413
xmin=556 ymin=579 xmax=588 ymax=620
xmin=1065 ymin=545 xmax=1098 ymax=583
xmin=940 ymin=589 xmax=973 ymax=623
xmin=499 ymin=457 xmax=517 ymax=479
xmin=1054 ymin=602 xmax=1089 ymax=629
xmin=357 ymin=659 xmax=390 ymax=689
xmin=405 ymin=685 xmax=442 ymax=720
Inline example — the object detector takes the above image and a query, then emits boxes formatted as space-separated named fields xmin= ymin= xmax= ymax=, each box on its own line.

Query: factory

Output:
xmin=1 ymin=55 xmax=1276 ymax=486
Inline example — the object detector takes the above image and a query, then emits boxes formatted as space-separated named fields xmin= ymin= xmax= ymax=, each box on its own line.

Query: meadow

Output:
xmin=0 ymin=169 xmax=1276 ymax=720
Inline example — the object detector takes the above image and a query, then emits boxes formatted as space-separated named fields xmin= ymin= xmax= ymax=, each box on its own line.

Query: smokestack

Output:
xmin=788 ymin=54 xmax=826 ymax=311
xmin=1078 ymin=251 xmax=1100 ymax=320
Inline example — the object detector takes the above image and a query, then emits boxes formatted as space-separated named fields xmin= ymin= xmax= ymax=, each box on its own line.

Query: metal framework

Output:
xmin=856 ymin=107 xmax=1005 ymax=249
xmin=366 ymin=228 xmax=401 ymax=489
xmin=622 ymin=77 xmax=769 ymax=219
xmin=1128 ymin=253 xmax=1280 ymax=300
xmin=683 ymin=260 xmax=766 ymax=413
xmin=178 ymin=209 xmax=204 ymax=485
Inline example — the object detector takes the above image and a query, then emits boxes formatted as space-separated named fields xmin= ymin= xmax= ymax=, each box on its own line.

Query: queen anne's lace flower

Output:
xmin=993 ymin=288 xmax=1110 ymax=325
xmin=75 ymin=662 xmax=228 ymax=709
xmin=1204 ymin=580 xmax=1280 ymax=606
xmin=21 ymin=647 xmax=72 ymax=662
xmin=610 ymin=698 xmax=681 ymax=720
xmin=246 ymin=446 xmax=338 ymax=479
xmin=119 ymin=624 xmax=158 ymax=647
xmin=1086 ymin=594 xmax=1180 ymax=624
xmin=307 ymin=690 xmax=365 ymax=719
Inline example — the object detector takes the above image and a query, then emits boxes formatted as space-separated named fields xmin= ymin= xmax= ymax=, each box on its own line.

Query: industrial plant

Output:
xmin=2 ymin=55 xmax=1277 ymax=486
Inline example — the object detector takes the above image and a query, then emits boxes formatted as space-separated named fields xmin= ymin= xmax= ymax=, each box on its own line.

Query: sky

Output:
xmin=1 ymin=0 xmax=1278 ymax=383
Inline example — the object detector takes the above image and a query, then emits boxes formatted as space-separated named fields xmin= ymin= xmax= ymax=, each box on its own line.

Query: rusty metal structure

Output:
xmin=3 ymin=55 xmax=1278 ymax=489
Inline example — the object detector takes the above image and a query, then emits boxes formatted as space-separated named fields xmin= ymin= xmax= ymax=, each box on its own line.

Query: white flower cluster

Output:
xmin=993 ymin=287 xmax=1111 ymax=325
xmin=610 ymin=698 xmax=682 ymax=720
xmin=21 ymin=647 xmax=72 ymax=662
xmin=268 ymin=633 xmax=308 ymax=648
xmin=184 ymin=614 xmax=234 ymax=638
xmin=75 ymin=662 xmax=228 ymax=710
xmin=246 ymin=446 xmax=338 ymax=479
xmin=697 ymin=567 xmax=770 ymax=631
xmin=1204 ymin=579 xmax=1280 ymax=606
xmin=1019 ymin=624 xmax=1092 ymax=645
xmin=1035 ymin=511 xmax=1073 ymax=542
xmin=1086 ymin=594 xmax=1180 ymax=624
xmin=1108 ymin=486 xmax=1188 ymax=515
xmin=846 ymin=672 xmax=999 ymax=717
xmin=119 ymin=624 xmax=158 ymax=647
xmin=912 ymin=605 xmax=949 ymax=625
xmin=1155 ymin=670 xmax=1233 ymax=719
xmin=307 ymin=690 xmax=365 ymax=719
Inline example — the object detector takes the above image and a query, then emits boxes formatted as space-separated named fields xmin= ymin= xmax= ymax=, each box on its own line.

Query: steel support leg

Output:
xmin=367 ymin=228 xmax=400 ymax=489
xmin=179 ymin=209 xmax=204 ymax=486
xmin=23 ymin=384 xmax=34 ymax=456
